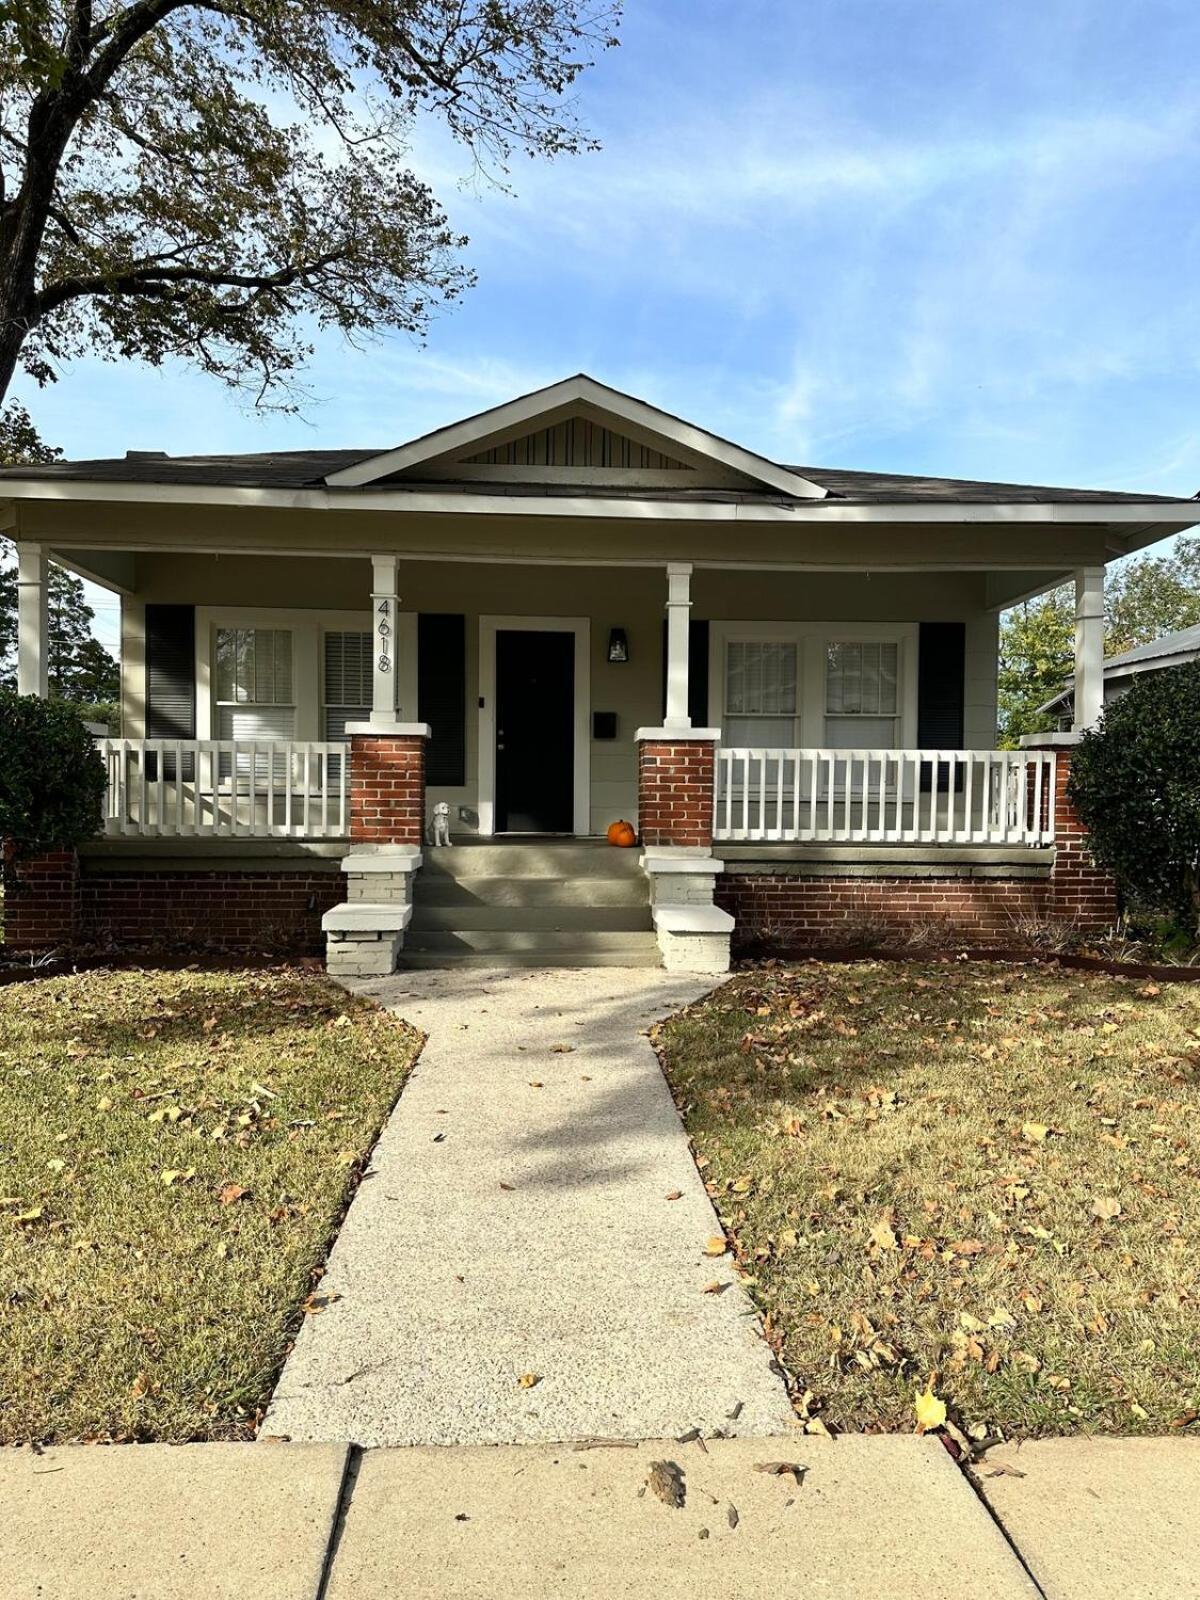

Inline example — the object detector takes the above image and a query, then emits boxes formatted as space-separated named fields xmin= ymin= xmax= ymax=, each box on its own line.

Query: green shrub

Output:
xmin=0 ymin=690 xmax=106 ymax=867
xmin=1068 ymin=662 xmax=1200 ymax=932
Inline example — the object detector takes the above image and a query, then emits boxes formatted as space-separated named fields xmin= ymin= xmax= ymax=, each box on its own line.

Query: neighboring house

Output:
xmin=1 ymin=375 xmax=1196 ymax=970
xmin=1038 ymin=622 xmax=1200 ymax=728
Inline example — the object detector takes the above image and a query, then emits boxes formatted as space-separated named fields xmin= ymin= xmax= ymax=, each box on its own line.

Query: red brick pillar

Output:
xmin=347 ymin=724 xmax=430 ymax=846
xmin=1026 ymin=739 xmax=1118 ymax=931
xmin=636 ymin=728 xmax=719 ymax=849
xmin=2 ymin=847 xmax=81 ymax=950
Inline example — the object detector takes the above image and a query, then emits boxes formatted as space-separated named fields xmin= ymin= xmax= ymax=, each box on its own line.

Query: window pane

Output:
xmin=725 ymin=715 xmax=795 ymax=748
xmin=214 ymin=628 xmax=293 ymax=705
xmin=826 ymin=641 xmax=898 ymax=716
xmin=726 ymin=641 xmax=797 ymax=716
xmin=215 ymin=629 xmax=237 ymax=702
xmin=324 ymin=631 xmax=371 ymax=706
xmin=825 ymin=715 xmax=899 ymax=750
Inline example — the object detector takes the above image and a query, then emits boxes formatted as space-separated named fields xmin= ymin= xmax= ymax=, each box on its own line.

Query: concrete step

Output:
xmin=404 ymin=929 xmax=661 ymax=957
xmin=414 ymin=875 xmax=649 ymax=908
xmin=399 ymin=948 xmax=663 ymax=969
xmin=409 ymin=904 xmax=654 ymax=933
xmin=422 ymin=844 xmax=643 ymax=880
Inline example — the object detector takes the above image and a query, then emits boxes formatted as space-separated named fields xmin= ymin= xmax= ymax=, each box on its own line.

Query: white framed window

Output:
xmin=323 ymin=630 xmax=371 ymax=740
xmin=723 ymin=639 xmax=800 ymax=747
xmin=824 ymin=640 xmax=900 ymax=748
xmin=214 ymin=627 xmax=295 ymax=741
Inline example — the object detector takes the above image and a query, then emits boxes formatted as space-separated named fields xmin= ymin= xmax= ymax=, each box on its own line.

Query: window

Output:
xmin=825 ymin=640 xmax=900 ymax=748
xmin=724 ymin=640 xmax=799 ymax=747
xmin=214 ymin=628 xmax=295 ymax=741
xmin=323 ymin=631 xmax=371 ymax=740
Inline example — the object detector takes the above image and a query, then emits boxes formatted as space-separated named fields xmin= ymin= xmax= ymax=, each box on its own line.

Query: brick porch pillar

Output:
xmin=635 ymin=728 xmax=720 ymax=849
xmin=2 ymin=846 xmax=81 ymax=949
xmin=346 ymin=724 xmax=430 ymax=846
xmin=1024 ymin=735 xmax=1118 ymax=931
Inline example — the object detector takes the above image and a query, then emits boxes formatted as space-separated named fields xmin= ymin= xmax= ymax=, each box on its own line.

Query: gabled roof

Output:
xmin=322 ymin=374 xmax=828 ymax=497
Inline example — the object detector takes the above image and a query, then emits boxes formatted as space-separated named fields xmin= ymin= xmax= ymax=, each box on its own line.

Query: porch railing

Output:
xmin=713 ymin=747 xmax=1056 ymax=846
xmin=98 ymin=738 xmax=350 ymax=838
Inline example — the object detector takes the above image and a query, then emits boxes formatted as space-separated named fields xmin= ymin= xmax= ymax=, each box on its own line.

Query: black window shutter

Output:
xmin=145 ymin=605 xmax=195 ymax=779
xmin=917 ymin=622 xmax=966 ymax=790
xmin=659 ymin=619 xmax=710 ymax=726
xmin=418 ymin=613 xmax=466 ymax=786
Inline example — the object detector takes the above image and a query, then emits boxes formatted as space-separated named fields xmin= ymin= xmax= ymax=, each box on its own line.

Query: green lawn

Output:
xmin=655 ymin=960 xmax=1200 ymax=1440
xmin=0 ymin=965 xmax=420 ymax=1444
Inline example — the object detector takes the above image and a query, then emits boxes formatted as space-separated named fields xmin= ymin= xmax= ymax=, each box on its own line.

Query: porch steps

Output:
xmin=402 ymin=842 xmax=659 ymax=969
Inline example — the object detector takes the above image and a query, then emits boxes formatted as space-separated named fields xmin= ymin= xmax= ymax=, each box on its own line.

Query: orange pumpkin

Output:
xmin=606 ymin=819 xmax=637 ymax=848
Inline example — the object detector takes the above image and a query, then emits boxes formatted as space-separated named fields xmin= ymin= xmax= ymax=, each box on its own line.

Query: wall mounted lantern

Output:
xmin=607 ymin=627 xmax=629 ymax=664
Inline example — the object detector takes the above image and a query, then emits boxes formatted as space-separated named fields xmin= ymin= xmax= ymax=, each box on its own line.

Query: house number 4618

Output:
xmin=377 ymin=599 xmax=392 ymax=672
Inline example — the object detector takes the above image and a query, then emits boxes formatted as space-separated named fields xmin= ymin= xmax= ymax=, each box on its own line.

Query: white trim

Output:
xmin=708 ymin=620 xmax=918 ymax=751
xmin=344 ymin=720 xmax=430 ymax=736
xmin=323 ymin=375 xmax=826 ymax=499
xmin=477 ymin=615 xmax=591 ymax=837
xmin=2 ymin=477 xmax=1192 ymax=529
xmin=635 ymin=727 xmax=721 ymax=742
xmin=1073 ymin=566 xmax=1105 ymax=733
xmin=17 ymin=542 xmax=47 ymax=698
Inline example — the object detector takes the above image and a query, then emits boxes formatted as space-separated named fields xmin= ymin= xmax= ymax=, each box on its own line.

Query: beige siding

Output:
xmin=119 ymin=558 xmax=1000 ymax=834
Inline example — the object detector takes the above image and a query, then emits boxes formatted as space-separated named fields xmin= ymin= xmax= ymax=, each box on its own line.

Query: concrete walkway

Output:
xmin=267 ymin=967 xmax=796 ymax=1448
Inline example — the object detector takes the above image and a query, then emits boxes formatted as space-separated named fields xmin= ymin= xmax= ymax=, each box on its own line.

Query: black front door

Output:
xmin=495 ymin=629 xmax=575 ymax=833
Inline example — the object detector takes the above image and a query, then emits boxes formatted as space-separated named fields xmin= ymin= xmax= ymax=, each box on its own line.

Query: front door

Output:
xmin=495 ymin=629 xmax=575 ymax=833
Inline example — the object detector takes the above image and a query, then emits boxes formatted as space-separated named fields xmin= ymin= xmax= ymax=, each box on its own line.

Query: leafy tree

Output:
xmin=998 ymin=534 xmax=1200 ymax=744
xmin=997 ymin=590 xmax=1074 ymax=746
xmin=0 ymin=402 xmax=119 ymax=717
xmin=1105 ymin=536 xmax=1200 ymax=653
xmin=0 ymin=687 xmax=107 ymax=868
xmin=1069 ymin=663 xmax=1200 ymax=936
xmin=0 ymin=1 xmax=619 ymax=409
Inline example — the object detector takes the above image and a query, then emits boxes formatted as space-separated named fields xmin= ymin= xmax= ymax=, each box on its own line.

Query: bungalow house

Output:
xmin=1038 ymin=621 xmax=1200 ymax=728
xmin=3 ymin=375 xmax=1196 ymax=972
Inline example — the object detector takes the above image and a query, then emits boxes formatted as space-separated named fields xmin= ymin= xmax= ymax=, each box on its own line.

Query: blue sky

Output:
xmin=12 ymin=0 xmax=1200 ymax=649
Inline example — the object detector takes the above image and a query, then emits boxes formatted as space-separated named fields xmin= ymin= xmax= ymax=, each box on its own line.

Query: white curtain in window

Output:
xmin=323 ymin=631 xmax=371 ymax=740
xmin=725 ymin=640 xmax=798 ymax=747
xmin=214 ymin=629 xmax=296 ymax=758
xmin=825 ymin=641 xmax=899 ymax=748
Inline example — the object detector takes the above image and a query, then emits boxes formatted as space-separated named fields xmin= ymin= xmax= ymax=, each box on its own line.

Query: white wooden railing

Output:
xmin=714 ymin=747 xmax=1056 ymax=846
xmin=99 ymin=738 xmax=350 ymax=838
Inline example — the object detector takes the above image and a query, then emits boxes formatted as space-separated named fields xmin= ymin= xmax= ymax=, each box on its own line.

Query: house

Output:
xmin=2 ymin=374 xmax=1196 ymax=971
xmin=1038 ymin=621 xmax=1200 ymax=728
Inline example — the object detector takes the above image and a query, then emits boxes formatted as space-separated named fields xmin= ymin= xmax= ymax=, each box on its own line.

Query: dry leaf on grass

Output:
xmin=1021 ymin=1122 xmax=1051 ymax=1142
xmin=914 ymin=1385 xmax=947 ymax=1433
xmin=1091 ymin=1195 xmax=1122 ymax=1220
xmin=647 ymin=1460 xmax=686 ymax=1508
xmin=218 ymin=1182 xmax=250 ymax=1205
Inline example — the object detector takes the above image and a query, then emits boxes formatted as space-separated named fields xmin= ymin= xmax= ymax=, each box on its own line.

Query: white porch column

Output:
xmin=17 ymin=542 xmax=48 ymax=698
xmin=664 ymin=561 xmax=693 ymax=730
xmin=370 ymin=554 xmax=401 ymax=727
xmin=1073 ymin=565 xmax=1105 ymax=732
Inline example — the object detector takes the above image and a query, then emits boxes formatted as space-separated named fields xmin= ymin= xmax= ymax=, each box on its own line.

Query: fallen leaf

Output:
xmin=914 ymin=1385 xmax=947 ymax=1433
xmin=1091 ymin=1195 xmax=1122 ymax=1220
xmin=753 ymin=1461 xmax=807 ymax=1483
xmin=218 ymin=1182 xmax=250 ymax=1205
xmin=647 ymin=1460 xmax=686 ymax=1508
xmin=727 ymin=1504 xmax=740 ymax=1529
xmin=703 ymin=1236 xmax=728 ymax=1257
xmin=1021 ymin=1122 xmax=1050 ymax=1143
xmin=551 ymin=1044 xmax=574 ymax=1054
xmin=665 ymin=1190 xmax=683 ymax=1201
xmin=518 ymin=1372 xmax=540 ymax=1389
xmin=702 ymin=1280 xmax=727 ymax=1295
xmin=161 ymin=1167 xmax=196 ymax=1187
xmin=869 ymin=1216 xmax=899 ymax=1252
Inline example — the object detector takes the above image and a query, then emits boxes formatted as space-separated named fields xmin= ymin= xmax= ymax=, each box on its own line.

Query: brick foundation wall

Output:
xmin=717 ymin=872 xmax=1052 ymax=952
xmin=79 ymin=869 xmax=345 ymax=952
xmin=350 ymin=733 xmax=426 ymax=845
xmin=637 ymin=737 xmax=716 ymax=849
xmin=3 ymin=848 xmax=81 ymax=950
xmin=1048 ymin=746 xmax=1119 ymax=927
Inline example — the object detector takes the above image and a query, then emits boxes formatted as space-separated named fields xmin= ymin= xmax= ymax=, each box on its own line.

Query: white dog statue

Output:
xmin=428 ymin=800 xmax=453 ymax=847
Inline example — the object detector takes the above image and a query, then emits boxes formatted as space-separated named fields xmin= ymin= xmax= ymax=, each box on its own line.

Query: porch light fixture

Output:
xmin=607 ymin=627 xmax=629 ymax=664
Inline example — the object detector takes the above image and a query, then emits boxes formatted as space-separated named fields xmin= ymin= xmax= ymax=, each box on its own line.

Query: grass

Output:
xmin=0 ymin=964 xmax=420 ymax=1444
xmin=655 ymin=959 xmax=1200 ymax=1440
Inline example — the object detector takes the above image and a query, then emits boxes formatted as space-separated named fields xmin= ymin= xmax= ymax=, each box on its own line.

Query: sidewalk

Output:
xmin=266 ymin=967 xmax=794 ymax=1447
xmin=8 ymin=1434 xmax=1198 ymax=1598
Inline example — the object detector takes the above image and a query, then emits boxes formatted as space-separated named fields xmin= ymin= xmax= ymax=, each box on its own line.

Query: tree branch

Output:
xmin=36 ymin=250 xmax=347 ymax=316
